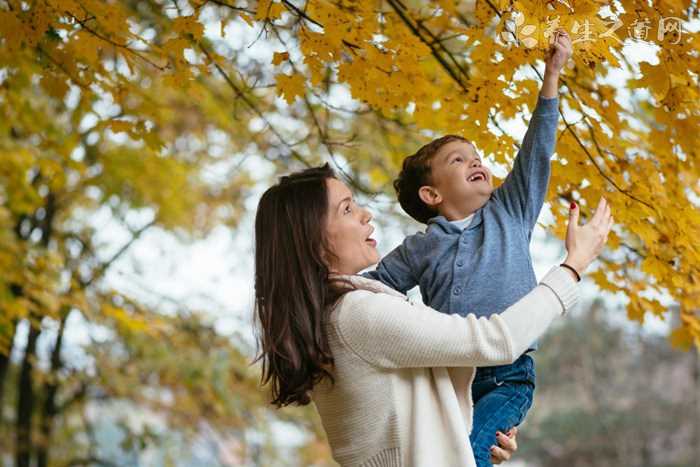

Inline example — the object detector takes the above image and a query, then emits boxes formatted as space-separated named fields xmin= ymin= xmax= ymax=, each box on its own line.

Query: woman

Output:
xmin=254 ymin=164 xmax=612 ymax=466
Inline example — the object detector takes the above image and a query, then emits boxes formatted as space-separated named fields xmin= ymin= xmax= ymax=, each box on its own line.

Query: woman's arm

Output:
xmin=335 ymin=266 xmax=576 ymax=369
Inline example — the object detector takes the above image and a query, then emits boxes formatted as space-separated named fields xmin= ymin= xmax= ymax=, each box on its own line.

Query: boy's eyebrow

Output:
xmin=442 ymin=149 xmax=480 ymax=162
xmin=443 ymin=150 xmax=462 ymax=162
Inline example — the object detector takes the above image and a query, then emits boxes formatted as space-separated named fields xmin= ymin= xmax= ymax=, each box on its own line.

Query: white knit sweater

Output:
xmin=311 ymin=266 xmax=578 ymax=467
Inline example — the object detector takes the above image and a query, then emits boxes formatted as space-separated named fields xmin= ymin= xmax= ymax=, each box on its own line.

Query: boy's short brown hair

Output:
xmin=393 ymin=135 xmax=469 ymax=224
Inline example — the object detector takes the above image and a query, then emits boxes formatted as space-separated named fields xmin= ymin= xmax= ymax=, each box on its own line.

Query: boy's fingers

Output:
xmin=551 ymin=30 xmax=559 ymax=45
xmin=553 ymin=30 xmax=571 ymax=48
xmin=558 ymin=35 xmax=572 ymax=48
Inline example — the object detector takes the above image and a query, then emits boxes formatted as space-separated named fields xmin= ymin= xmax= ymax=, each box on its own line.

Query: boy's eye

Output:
xmin=451 ymin=156 xmax=463 ymax=164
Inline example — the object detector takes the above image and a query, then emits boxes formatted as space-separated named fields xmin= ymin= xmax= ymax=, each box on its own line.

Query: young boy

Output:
xmin=364 ymin=30 xmax=573 ymax=466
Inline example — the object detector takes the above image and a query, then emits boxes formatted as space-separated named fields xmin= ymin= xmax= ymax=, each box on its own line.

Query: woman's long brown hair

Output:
xmin=253 ymin=164 xmax=351 ymax=407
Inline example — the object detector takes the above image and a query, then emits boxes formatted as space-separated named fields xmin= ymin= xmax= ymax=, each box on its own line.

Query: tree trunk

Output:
xmin=0 ymin=317 xmax=18 ymax=418
xmin=14 ymin=151 xmax=57 ymax=467
xmin=36 ymin=312 xmax=69 ymax=467
xmin=694 ymin=341 xmax=700 ymax=465
xmin=16 ymin=321 xmax=41 ymax=467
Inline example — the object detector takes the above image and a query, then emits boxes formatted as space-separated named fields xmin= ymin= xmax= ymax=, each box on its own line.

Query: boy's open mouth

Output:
xmin=467 ymin=170 xmax=487 ymax=183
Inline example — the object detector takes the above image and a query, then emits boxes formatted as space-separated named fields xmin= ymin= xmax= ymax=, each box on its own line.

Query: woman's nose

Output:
xmin=362 ymin=207 xmax=372 ymax=223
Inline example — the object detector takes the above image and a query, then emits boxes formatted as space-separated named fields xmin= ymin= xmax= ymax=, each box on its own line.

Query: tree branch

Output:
xmin=200 ymin=42 xmax=315 ymax=168
xmin=482 ymin=0 xmax=655 ymax=212
xmin=68 ymin=13 xmax=166 ymax=71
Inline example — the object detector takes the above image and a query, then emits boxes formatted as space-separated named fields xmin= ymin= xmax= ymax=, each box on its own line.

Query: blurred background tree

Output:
xmin=0 ymin=0 xmax=698 ymax=465
xmin=521 ymin=301 xmax=700 ymax=467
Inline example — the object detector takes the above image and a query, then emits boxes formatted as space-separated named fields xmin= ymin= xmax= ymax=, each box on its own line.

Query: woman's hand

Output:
xmin=564 ymin=198 xmax=613 ymax=276
xmin=490 ymin=427 xmax=518 ymax=464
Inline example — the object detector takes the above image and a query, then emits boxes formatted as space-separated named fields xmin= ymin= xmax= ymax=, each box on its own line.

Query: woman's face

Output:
xmin=325 ymin=178 xmax=379 ymax=274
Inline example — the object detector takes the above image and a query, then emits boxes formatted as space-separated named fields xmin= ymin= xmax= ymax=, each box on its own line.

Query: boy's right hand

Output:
xmin=544 ymin=29 xmax=572 ymax=75
xmin=563 ymin=198 xmax=613 ymax=276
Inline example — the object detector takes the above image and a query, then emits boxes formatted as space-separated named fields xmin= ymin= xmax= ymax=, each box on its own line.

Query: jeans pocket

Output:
xmin=494 ymin=356 xmax=535 ymax=386
xmin=518 ymin=387 xmax=534 ymax=421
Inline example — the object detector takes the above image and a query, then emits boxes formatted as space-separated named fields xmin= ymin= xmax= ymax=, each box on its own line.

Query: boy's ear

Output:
xmin=418 ymin=185 xmax=442 ymax=208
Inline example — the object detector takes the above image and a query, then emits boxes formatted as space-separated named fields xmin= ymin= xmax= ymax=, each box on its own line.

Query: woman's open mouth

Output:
xmin=365 ymin=237 xmax=377 ymax=247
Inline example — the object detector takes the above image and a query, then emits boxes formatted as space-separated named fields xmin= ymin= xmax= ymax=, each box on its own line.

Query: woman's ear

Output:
xmin=320 ymin=242 xmax=338 ymax=274
xmin=418 ymin=185 xmax=441 ymax=208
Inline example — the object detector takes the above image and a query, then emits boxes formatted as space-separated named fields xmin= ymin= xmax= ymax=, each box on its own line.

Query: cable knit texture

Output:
xmin=311 ymin=266 xmax=578 ymax=466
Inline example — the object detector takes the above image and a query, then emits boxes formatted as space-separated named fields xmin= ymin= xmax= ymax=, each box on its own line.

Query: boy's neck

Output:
xmin=439 ymin=202 xmax=483 ymax=221
xmin=437 ymin=196 xmax=490 ymax=222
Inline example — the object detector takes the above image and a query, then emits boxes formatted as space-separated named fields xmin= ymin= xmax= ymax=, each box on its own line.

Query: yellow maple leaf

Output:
xmin=276 ymin=73 xmax=306 ymax=105
xmin=70 ymin=30 xmax=102 ymax=68
xmin=630 ymin=62 xmax=671 ymax=102
xmin=255 ymin=0 xmax=286 ymax=21
xmin=272 ymin=51 xmax=289 ymax=66
xmin=109 ymin=120 xmax=133 ymax=134
xmin=173 ymin=15 xmax=204 ymax=40
xmin=669 ymin=325 xmax=693 ymax=351
xmin=641 ymin=255 xmax=668 ymax=278
xmin=626 ymin=300 xmax=646 ymax=324
xmin=40 ymin=74 xmax=69 ymax=100
xmin=163 ymin=37 xmax=189 ymax=59
xmin=368 ymin=167 xmax=390 ymax=187
xmin=590 ymin=269 xmax=621 ymax=293
xmin=240 ymin=13 xmax=255 ymax=27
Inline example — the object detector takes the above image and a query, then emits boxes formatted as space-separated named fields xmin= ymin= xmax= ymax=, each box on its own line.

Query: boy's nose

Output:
xmin=469 ymin=158 xmax=481 ymax=168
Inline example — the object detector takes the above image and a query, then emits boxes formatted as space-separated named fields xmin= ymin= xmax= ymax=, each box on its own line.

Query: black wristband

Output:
xmin=560 ymin=263 xmax=581 ymax=282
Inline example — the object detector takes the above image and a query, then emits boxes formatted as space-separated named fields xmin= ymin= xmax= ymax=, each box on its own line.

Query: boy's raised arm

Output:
xmin=492 ymin=29 xmax=572 ymax=232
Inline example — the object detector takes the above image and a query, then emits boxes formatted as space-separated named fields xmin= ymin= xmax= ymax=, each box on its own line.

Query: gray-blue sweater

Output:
xmin=364 ymin=95 xmax=559 ymax=351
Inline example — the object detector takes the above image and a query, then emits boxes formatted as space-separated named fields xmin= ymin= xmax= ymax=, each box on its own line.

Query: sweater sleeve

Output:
xmin=362 ymin=236 xmax=419 ymax=295
xmin=335 ymin=266 xmax=577 ymax=369
xmin=491 ymin=95 xmax=559 ymax=232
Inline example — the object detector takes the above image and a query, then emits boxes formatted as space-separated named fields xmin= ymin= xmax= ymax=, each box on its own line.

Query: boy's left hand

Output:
xmin=544 ymin=29 xmax=573 ymax=75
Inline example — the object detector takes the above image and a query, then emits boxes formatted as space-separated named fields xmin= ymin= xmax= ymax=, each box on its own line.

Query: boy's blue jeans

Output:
xmin=469 ymin=354 xmax=535 ymax=467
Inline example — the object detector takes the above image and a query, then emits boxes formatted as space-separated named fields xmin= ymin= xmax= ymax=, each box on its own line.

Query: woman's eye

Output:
xmin=344 ymin=205 xmax=352 ymax=214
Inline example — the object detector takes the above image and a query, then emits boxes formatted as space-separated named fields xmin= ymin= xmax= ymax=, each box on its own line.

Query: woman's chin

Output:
xmin=368 ymin=253 xmax=380 ymax=269
xmin=357 ymin=254 xmax=380 ymax=273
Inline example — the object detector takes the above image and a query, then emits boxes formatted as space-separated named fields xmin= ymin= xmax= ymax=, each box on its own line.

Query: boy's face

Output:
xmin=422 ymin=140 xmax=493 ymax=219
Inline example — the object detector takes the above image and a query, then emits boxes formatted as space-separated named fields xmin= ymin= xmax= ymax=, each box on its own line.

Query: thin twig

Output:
xmin=386 ymin=0 xmax=470 ymax=93
xmin=200 ymin=43 xmax=313 ymax=168
xmin=69 ymin=13 xmax=167 ymax=71
xmin=483 ymin=0 xmax=655 ymax=211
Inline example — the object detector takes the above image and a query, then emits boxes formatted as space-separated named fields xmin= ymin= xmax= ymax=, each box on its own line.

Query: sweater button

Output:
xmin=456 ymin=260 xmax=464 ymax=267
xmin=453 ymin=287 xmax=462 ymax=295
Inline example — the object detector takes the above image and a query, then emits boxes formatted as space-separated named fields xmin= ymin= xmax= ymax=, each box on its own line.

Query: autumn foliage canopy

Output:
xmin=0 ymin=0 xmax=698 ymax=462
